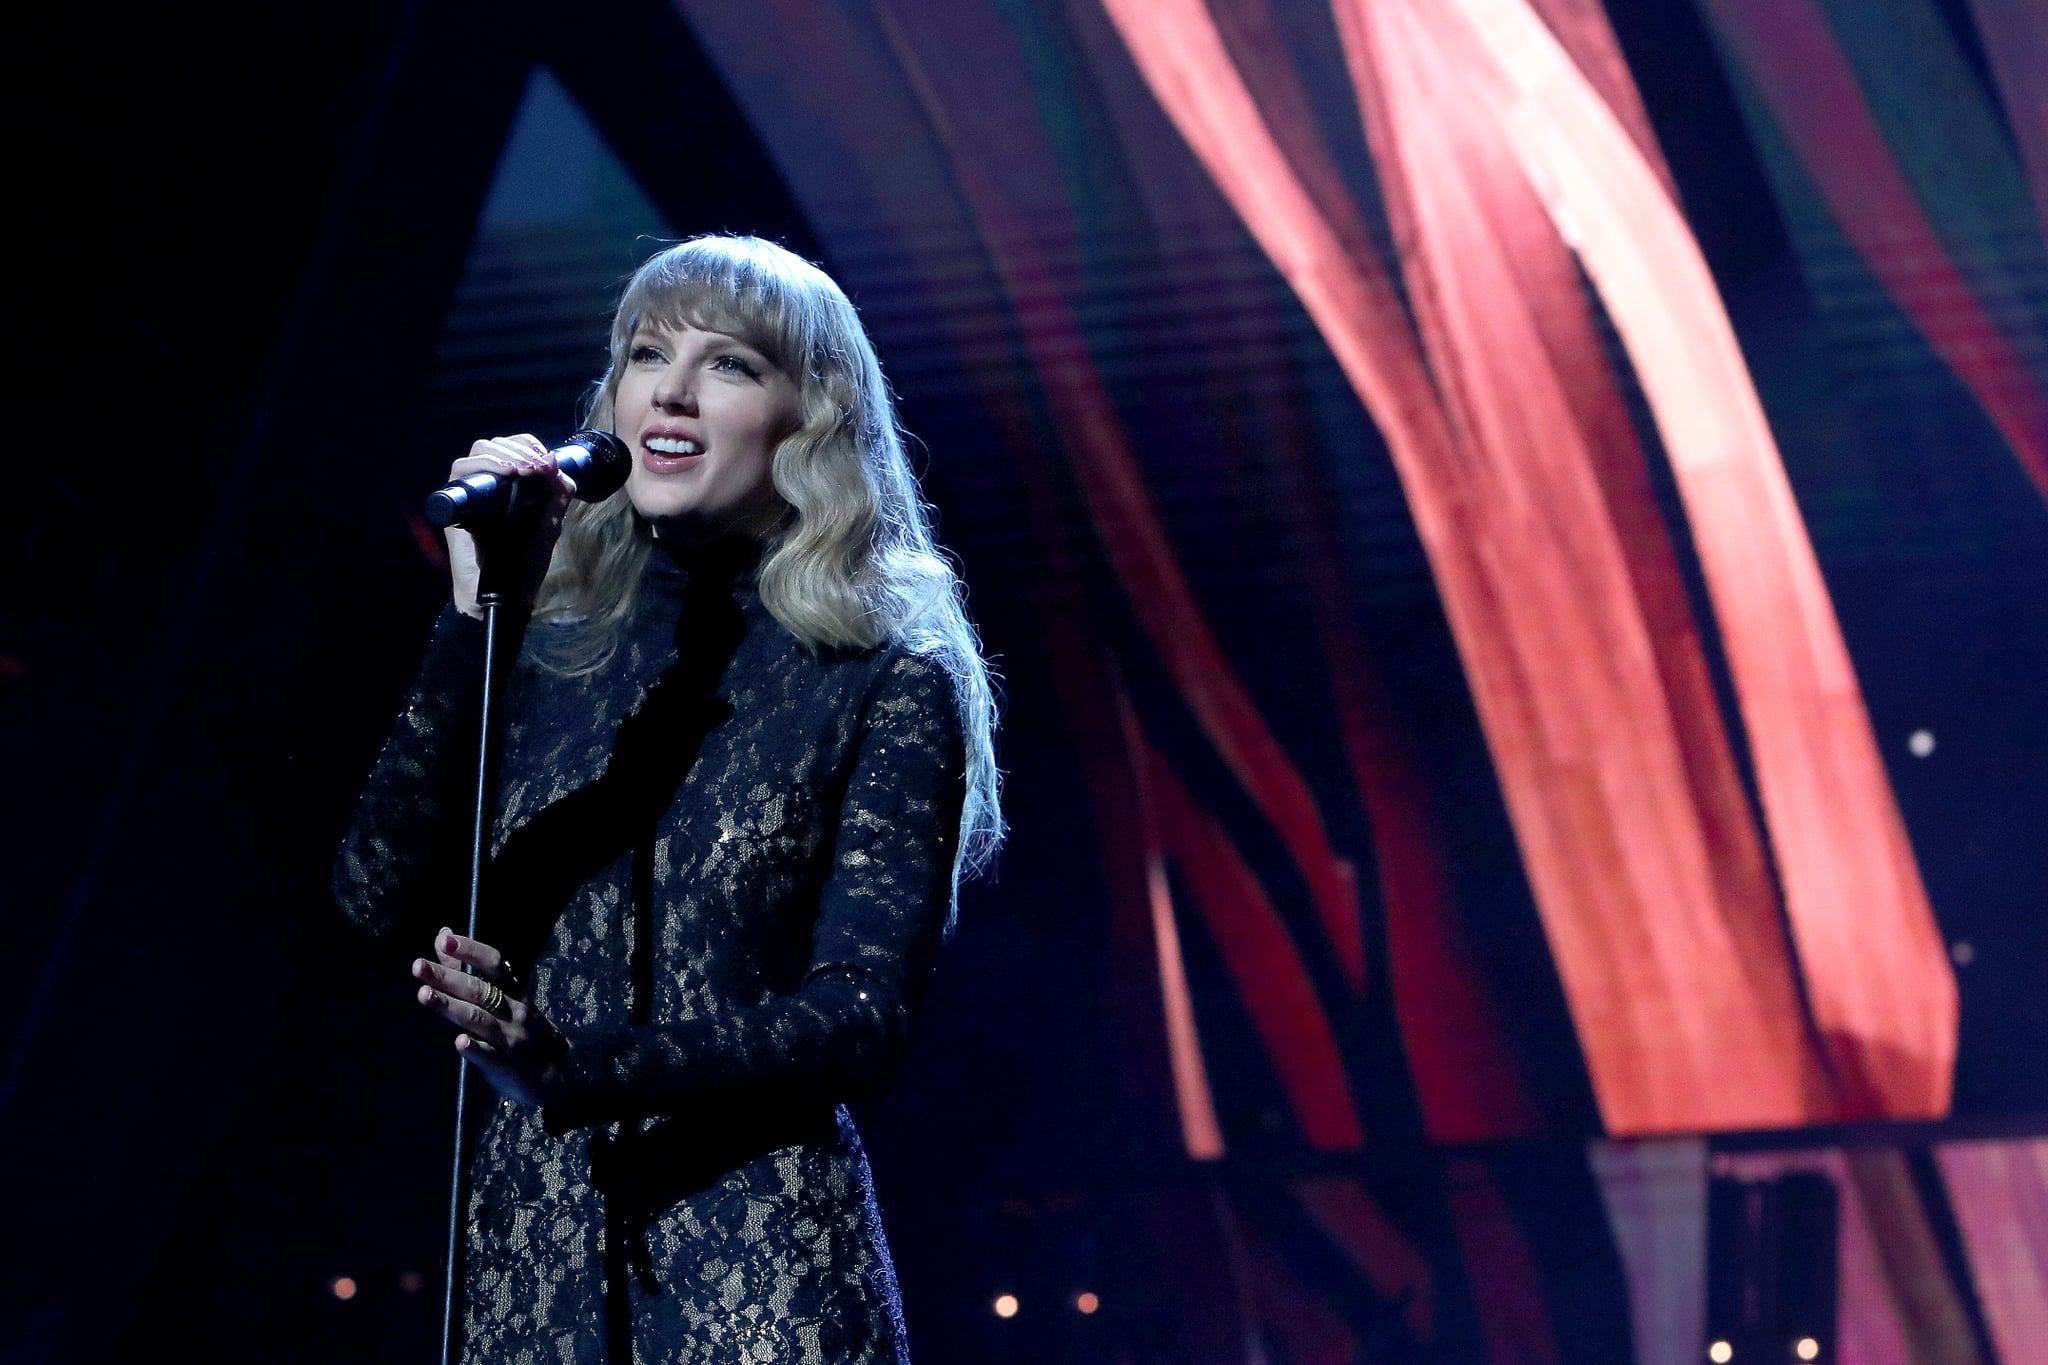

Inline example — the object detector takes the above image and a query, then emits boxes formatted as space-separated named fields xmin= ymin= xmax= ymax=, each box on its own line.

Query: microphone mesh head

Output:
xmin=561 ymin=430 xmax=631 ymax=502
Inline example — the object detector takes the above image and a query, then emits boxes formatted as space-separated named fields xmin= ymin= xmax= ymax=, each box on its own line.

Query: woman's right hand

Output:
xmin=445 ymin=435 xmax=579 ymax=619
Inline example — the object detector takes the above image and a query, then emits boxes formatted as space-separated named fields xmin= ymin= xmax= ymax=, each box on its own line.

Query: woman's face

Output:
xmin=614 ymin=319 xmax=800 ymax=542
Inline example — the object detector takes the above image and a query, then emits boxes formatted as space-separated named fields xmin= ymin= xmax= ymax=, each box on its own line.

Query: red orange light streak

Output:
xmin=1120 ymin=686 xmax=1227 ymax=1161
xmin=1141 ymin=726 xmax=1364 ymax=1151
xmin=1427 ymin=0 xmax=1956 ymax=1118
xmin=1105 ymin=0 xmax=1824 ymax=1132
xmin=1105 ymin=0 xmax=1958 ymax=1129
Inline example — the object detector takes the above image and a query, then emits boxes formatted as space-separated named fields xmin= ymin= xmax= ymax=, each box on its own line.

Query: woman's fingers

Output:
xmin=449 ymin=435 xmax=556 ymax=481
xmin=415 ymin=979 xmax=507 ymax=1045
xmin=431 ymin=928 xmax=518 ymax=986
xmin=454 ymin=1033 xmax=512 ymax=1082
xmin=411 ymin=941 xmax=565 ymax=1107
xmin=444 ymin=434 xmax=572 ymax=619
xmin=414 ymin=955 xmax=474 ymax=1000
xmin=415 ymin=930 xmax=527 ymax=1047
xmin=454 ymin=1033 xmax=551 ymax=1109
xmin=413 ymin=956 xmax=517 ymax=1011
xmin=430 ymin=927 xmax=466 ymax=972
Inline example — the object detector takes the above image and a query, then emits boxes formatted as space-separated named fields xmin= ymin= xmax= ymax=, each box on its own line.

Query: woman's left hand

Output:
xmin=413 ymin=928 xmax=568 ymax=1107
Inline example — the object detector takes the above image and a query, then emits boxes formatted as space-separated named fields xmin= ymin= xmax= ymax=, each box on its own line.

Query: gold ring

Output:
xmin=479 ymin=981 xmax=506 ymax=1016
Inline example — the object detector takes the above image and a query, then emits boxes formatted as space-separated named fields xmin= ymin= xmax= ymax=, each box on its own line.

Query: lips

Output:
xmin=640 ymin=428 xmax=703 ymax=474
xmin=641 ymin=449 xmax=702 ymax=475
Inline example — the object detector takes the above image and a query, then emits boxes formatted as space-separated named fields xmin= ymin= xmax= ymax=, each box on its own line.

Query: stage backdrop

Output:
xmin=404 ymin=1 xmax=2046 ymax=1357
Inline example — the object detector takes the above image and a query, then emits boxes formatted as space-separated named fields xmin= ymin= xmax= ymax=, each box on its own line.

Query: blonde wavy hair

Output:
xmin=532 ymin=235 xmax=1002 ymax=891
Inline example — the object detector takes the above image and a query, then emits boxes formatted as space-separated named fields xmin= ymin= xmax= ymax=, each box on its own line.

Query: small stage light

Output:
xmin=329 ymin=1276 xmax=358 ymax=1302
xmin=1795 ymin=1340 xmax=1820 ymax=1361
xmin=1707 ymin=1342 xmax=1732 ymax=1364
xmin=1908 ymin=729 xmax=1935 ymax=757
xmin=1075 ymin=1291 xmax=1100 ymax=1314
xmin=993 ymin=1293 xmax=1019 ymax=1319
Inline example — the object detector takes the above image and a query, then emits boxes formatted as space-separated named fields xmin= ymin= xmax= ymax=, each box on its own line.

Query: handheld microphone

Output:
xmin=422 ymin=431 xmax=632 ymax=529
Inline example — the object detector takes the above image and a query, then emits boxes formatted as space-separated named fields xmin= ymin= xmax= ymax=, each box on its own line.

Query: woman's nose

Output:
xmin=651 ymin=363 xmax=694 ymax=412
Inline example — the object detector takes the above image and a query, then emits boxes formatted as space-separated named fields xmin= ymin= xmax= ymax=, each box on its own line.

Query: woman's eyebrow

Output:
xmin=704 ymin=330 xmax=763 ymax=352
xmin=642 ymin=323 xmax=773 ymax=362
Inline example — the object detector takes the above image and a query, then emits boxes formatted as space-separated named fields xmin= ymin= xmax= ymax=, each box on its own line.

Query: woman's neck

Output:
xmin=649 ymin=529 xmax=764 ymax=580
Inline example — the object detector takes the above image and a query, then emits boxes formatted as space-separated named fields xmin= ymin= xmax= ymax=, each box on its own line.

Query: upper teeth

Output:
xmin=648 ymin=436 xmax=701 ymax=455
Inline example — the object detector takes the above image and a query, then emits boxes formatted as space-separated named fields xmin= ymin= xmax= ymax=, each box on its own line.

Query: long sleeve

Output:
xmin=544 ymin=648 xmax=968 ymax=1130
xmin=331 ymin=605 xmax=487 ymax=939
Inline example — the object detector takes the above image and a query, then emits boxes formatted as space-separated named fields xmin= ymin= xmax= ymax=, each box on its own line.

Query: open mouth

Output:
xmin=642 ymin=434 xmax=704 ymax=472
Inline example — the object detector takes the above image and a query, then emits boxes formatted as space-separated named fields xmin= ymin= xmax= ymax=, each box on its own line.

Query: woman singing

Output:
xmin=334 ymin=234 xmax=1002 ymax=1362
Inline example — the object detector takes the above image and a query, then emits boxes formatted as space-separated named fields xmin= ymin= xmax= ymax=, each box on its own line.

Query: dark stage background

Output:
xmin=7 ymin=0 xmax=2045 ymax=1361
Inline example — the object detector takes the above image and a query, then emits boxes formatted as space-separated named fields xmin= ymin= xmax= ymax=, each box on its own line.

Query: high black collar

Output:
xmin=645 ymin=533 xmax=766 ymax=589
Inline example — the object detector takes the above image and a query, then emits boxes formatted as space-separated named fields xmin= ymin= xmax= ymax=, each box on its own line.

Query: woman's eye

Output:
xmin=630 ymin=345 xmax=665 ymax=364
xmin=713 ymin=354 xmax=761 ymax=378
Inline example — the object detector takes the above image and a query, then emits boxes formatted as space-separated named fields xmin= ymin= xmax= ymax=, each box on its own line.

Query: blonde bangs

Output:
xmin=610 ymin=242 xmax=830 ymax=382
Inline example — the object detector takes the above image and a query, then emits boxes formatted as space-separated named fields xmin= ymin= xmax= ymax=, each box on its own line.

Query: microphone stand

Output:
xmin=439 ymin=516 xmax=527 ymax=1365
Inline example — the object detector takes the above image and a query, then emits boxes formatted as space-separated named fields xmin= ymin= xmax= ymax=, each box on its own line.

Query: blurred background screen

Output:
xmin=8 ymin=0 xmax=2044 ymax=1360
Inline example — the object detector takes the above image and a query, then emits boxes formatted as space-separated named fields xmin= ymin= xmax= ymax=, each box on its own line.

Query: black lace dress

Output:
xmin=333 ymin=541 xmax=965 ymax=1363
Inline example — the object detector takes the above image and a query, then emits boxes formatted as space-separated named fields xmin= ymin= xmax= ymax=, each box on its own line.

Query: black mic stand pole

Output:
xmin=440 ymin=510 xmax=527 ymax=1365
